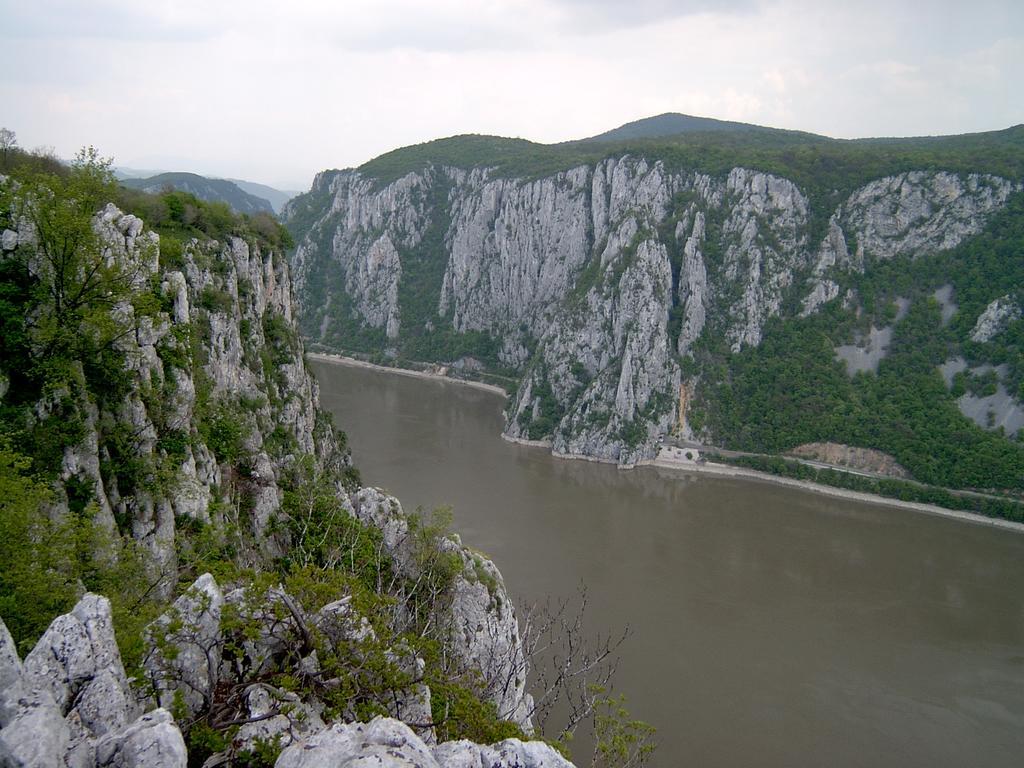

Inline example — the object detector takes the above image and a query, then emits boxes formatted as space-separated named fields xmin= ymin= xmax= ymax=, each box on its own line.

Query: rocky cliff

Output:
xmin=286 ymin=151 xmax=1018 ymax=467
xmin=0 ymin=170 xmax=562 ymax=766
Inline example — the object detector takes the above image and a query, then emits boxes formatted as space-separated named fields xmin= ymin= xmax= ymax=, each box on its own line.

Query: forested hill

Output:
xmin=338 ymin=120 xmax=1024 ymax=202
xmin=578 ymin=112 xmax=785 ymax=142
xmin=283 ymin=117 xmax=1024 ymax=513
xmin=121 ymin=171 xmax=275 ymax=214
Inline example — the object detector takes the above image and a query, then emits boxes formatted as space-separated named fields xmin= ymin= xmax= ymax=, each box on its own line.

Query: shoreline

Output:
xmin=640 ymin=455 xmax=1024 ymax=534
xmin=309 ymin=353 xmax=1024 ymax=534
xmin=501 ymin=434 xmax=552 ymax=449
xmin=306 ymin=352 xmax=510 ymax=397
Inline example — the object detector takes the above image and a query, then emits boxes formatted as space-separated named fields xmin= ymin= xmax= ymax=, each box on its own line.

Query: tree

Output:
xmin=0 ymin=127 xmax=16 ymax=166
xmin=8 ymin=147 xmax=143 ymax=372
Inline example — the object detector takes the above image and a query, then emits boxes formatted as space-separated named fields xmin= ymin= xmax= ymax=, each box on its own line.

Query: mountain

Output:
xmin=120 ymin=171 xmax=275 ymax=214
xmin=227 ymin=178 xmax=300 ymax=213
xmin=283 ymin=118 xmax=1024 ymax=509
xmin=0 ymin=162 xmax=565 ymax=766
xmin=579 ymin=112 xmax=783 ymax=142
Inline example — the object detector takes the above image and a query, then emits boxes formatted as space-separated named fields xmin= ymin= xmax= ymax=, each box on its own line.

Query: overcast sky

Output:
xmin=2 ymin=0 xmax=1021 ymax=190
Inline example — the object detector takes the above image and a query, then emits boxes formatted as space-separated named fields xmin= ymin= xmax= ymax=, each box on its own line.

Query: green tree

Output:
xmin=9 ymin=147 xmax=139 ymax=369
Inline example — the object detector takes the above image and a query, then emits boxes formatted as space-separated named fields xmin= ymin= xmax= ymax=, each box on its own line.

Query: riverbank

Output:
xmin=642 ymin=452 xmax=1024 ymax=534
xmin=307 ymin=353 xmax=510 ymax=397
xmin=309 ymin=354 xmax=1024 ymax=533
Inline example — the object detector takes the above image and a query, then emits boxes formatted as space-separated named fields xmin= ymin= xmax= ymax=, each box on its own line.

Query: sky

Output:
xmin=1 ymin=0 xmax=1022 ymax=190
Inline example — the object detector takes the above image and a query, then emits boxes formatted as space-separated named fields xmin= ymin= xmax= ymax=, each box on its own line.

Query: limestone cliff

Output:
xmin=286 ymin=156 xmax=1016 ymax=466
xmin=0 ymin=187 xmax=553 ymax=766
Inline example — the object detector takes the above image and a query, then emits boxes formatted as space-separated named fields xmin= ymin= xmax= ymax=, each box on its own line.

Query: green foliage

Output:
xmin=159 ymin=234 xmax=186 ymax=270
xmin=0 ymin=438 xmax=165 ymax=663
xmin=246 ymin=211 xmax=294 ymax=251
xmin=262 ymin=312 xmax=299 ymax=365
xmin=278 ymin=455 xmax=390 ymax=588
xmin=234 ymin=735 xmax=282 ymax=768
xmin=429 ymin=677 xmax=526 ymax=744
xmin=186 ymin=723 xmax=229 ymax=767
xmin=197 ymin=399 xmax=249 ymax=464
xmin=100 ymin=419 xmax=157 ymax=505
xmin=523 ymin=375 xmax=564 ymax=440
xmin=197 ymin=285 xmax=234 ymax=314
xmin=0 ymin=438 xmax=64 ymax=653
xmin=157 ymin=325 xmax=193 ymax=372
xmin=704 ymin=272 xmax=1024 ymax=492
xmin=706 ymin=312 xmax=853 ymax=452
xmin=5 ymin=148 xmax=134 ymax=372
xmin=590 ymin=688 xmax=657 ymax=768
xmin=117 ymin=185 xmax=288 ymax=255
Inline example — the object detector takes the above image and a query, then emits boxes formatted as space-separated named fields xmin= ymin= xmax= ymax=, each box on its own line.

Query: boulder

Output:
xmin=0 ymin=616 xmax=24 ymax=727
xmin=275 ymin=717 xmax=440 ymax=768
xmin=433 ymin=738 xmax=576 ymax=768
xmin=93 ymin=708 xmax=187 ymax=768
xmin=20 ymin=594 xmax=134 ymax=735
xmin=143 ymin=573 xmax=223 ymax=720
xmin=0 ymin=686 xmax=69 ymax=768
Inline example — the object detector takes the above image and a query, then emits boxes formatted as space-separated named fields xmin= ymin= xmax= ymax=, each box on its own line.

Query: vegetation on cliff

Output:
xmin=286 ymin=117 xmax=1024 ymax=501
xmin=0 ymin=143 xmax=652 ymax=767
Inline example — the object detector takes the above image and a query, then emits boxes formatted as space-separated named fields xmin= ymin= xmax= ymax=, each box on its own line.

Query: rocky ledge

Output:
xmin=0 ymin=586 xmax=570 ymax=768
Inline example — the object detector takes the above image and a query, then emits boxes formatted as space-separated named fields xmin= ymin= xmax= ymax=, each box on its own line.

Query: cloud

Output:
xmin=0 ymin=0 xmax=216 ymax=42
xmin=548 ymin=0 xmax=759 ymax=30
xmin=0 ymin=0 xmax=1020 ymax=188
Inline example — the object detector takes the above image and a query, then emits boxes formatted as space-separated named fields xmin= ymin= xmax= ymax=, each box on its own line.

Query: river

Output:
xmin=310 ymin=358 xmax=1024 ymax=768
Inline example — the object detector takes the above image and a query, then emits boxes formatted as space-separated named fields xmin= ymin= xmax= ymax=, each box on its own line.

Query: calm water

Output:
xmin=311 ymin=359 xmax=1024 ymax=768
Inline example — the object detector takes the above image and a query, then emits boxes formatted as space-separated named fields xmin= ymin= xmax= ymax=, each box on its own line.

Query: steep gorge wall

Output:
xmin=0 ymin=195 xmax=549 ymax=765
xmin=287 ymin=160 xmax=1015 ymax=465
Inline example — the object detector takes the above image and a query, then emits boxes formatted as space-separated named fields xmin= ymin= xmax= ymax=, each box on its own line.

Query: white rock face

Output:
xmin=143 ymin=573 xmax=224 ymax=720
xmin=840 ymin=172 xmax=1013 ymax=263
xmin=433 ymin=738 xmax=576 ymax=768
xmin=276 ymin=717 xmax=576 ymax=768
xmin=351 ymin=489 xmax=534 ymax=733
xmin=21 ymin=595 xmax=134 ymax=735
xmin=440 ymin=166 xmax=594 ymax=338
xmin=290 ymin=158 xmax=1015 ymax=463
xmin=0 ymin=686 xmax=69 ymax=768
xmin=0 ymin=618 xmax=23 ymax=728
xmin=93 ymin=709 xmax=187 ymax=768
xmin=720 ymin=168 xmax=810 ymax=350
xmin=0 ymin=597 xmax=186 ymax=768
xmin=276 ymin=718 xmax=440 ymax=768
xmin=971 ymin=295 xmax=1021 ymax=342
xmin=677 ymin=212 xmax=708 ymax=356
xmin=231 ymin=684 xmax=325 ymax=755
xmin=445 ymin=546 xmax=534 ymax=731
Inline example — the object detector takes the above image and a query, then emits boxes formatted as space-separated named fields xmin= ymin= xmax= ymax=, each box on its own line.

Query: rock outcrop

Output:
xmin=350 ymin=489 xmax=535 ymax=731
xmin=1 ymin=190 xmax=555 ymax=765
xmin=0 ymin=597 xmax=187 ymax=768
xmin=275 ymin=717 xmax=572 ymax=768
xmin=0 ymin=571 xmax=554 ymax=767
xmin=287 ymin=159 xmax=1016 ymax=464
xmin=971 ymin=295 xmax=1021 ymax=343
xmin=2 ymin=201 xmax=345 ymax=594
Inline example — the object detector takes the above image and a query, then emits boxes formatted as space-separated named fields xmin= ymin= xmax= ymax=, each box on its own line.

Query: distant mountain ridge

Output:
xmin=226 ymin=178 xmax=301 ymax=213
xmin=120 ymin=172 xmax=275 ymax=215
xmin=578 ymin=112 xmax=785 ymax=142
